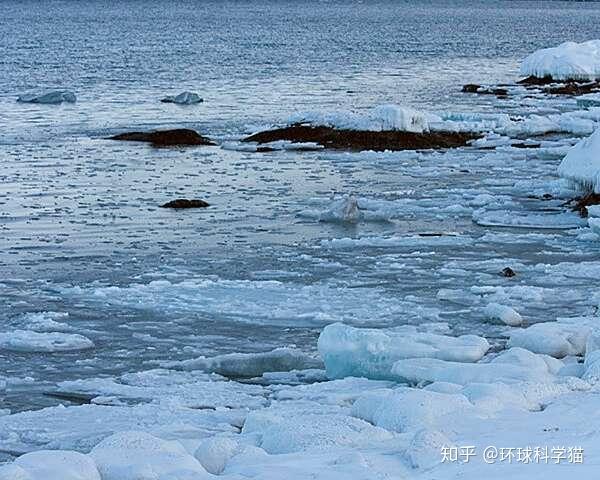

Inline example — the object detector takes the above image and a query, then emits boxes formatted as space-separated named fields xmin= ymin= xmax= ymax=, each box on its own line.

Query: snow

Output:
xmin=482 ymin=302 xmax=523 ymax=326
xmin=583 ymin=328 xmax=600 ymax=382
xmin=318 ymin=323 xmax=489 ymax=380
xmin=161 ymin=91 xmax=203 ymax=104
xmin=558 ymin=128 xmax=600 ymax=193
xmin=0 ymin=450 xmax=100 ymax=480
xmin=90 ymin=431 xmax=212 ymax=480
xmin=287 ymin=104 xmax=430 ymax=133
xmin=17 ymin=90 xmax=76 ymax=104
xmin=520 ymin=40 xmax=600 ymax=81
xmin=0 ymin=330 xmax=94 ymax=352
xmin=194 ymin=436 xmax=242 ymax=474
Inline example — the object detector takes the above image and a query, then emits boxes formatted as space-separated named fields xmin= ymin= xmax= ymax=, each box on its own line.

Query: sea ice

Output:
xmin=318 ymin=323 xmax=489 ymax=380
xmin=0 ymin=330 xmax=94 ymax=352
xmin=508 ymin=321 xmax=591 ymax=358
xmin=0 ymin=450 xmax=100 ymax=480
xmin=163 ymin=347 xmax=322 ymax=377
xmin=160 ymin=91 xmax=203 ymax=104
xmin=90 ymin=431 xmax=211 ymax=480
xmin=17 ymin=90 xmax=76 ymax=104
xmin=558 ymin=128 xmax=600 ymax=193
xmin=482 ymin=302 xmax=523 ymax=326
xmin=520 ymin=40 xmax=600 ymax=81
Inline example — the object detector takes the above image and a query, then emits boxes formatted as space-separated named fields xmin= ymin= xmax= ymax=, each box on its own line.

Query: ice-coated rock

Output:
xmin=0 ymin=450 xmax=100 ymax=480
xmin=17 ymin=90 xmax=76 ymax=104
xmin=482 ymin=302 xmax=523 ymax=326
xmin=317 ymin=323 xmax=489 ymax=380
xmin=90 ymin=431 xmax=211 ymax=480
xmin=520 ymin=40 xmax=600 ymax=81
xmin=160 ymin=91 xmax=203 ymax=105
xmin=558 ymin=128 xmax=600 ymax=193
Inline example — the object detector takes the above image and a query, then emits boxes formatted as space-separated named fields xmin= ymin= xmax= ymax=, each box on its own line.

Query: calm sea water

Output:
xmin=2 ymin=0 xmax=600 ymax=412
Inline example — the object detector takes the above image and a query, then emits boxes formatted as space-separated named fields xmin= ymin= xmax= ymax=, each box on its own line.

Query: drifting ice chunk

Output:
xmin=17 ymin=90 xmax=76 ymax=104
xmin=288 ymin=104 xmax=430 ymax=133
xmin=160 ymin=91 xmax=203 ymax=104
xmin=520 ymin=40 xmax=600 ymax=81
xmin=318 ymin=195 xmax=361 ymax=223
xmin=0 ymin=330 xmax=94 ymax=352
xmin=558 ymin=128 xmax=600 ymax=193
xmin=483 ymin=303 xmax=523 ymax=326
xmin=508 ymin=321 xmax=591 ymax=358
xmin=90 ymin=431 xmax=210 ymax=480
xmin=391 ymin=347 xmax=558 ymax=385
xmin=165 ymin=347 xmax=322 ymax=377
xmin=318 ymin=323 xmax=489 ymax=380
xmin=0 ymin=451 xmax=100 ymax=480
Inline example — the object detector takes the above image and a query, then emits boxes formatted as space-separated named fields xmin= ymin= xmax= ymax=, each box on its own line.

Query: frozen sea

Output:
xmin=2 ymin=0 xmax=600 ymax=457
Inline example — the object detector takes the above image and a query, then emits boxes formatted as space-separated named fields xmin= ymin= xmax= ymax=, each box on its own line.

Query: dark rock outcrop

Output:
xmin=500 ymin=267 xmax=516 ymax=278
xmin=242 ymin=125 xmax=480 ymax=152
xmin=462 ymin=84 xmax=508 ymax=96
xmin=543 ymin=81 xmax=600 ymax=96
xmin=517 ymin=75 xmax=556 ymax=86
xmin=161 ymin=199 xmax=210 ymax=209
xmin=570 ymin=193 xmax=600 ymax=218
xmin=109 ymin=129 xmax=215 ymax=146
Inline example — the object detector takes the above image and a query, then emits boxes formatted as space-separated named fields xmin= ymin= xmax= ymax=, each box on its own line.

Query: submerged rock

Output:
xmin=17 ymin=90 xmax=76 ymax=104
xmin=160 ymin=91 xmax=203 ymax=104
xmin=109 ymin=128 xmax=215 ymax=146
xmin=242 ymin=125 xmax=479 ymax=152
xmin=161 ymin=199 xmax=210 ymax=209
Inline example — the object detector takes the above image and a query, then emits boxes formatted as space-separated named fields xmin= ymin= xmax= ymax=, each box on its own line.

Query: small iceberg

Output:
xmin=160 ymin=91 xmax=203 ymax=105
xmin=315 ymin=195 xmax=361 ymax=223
xmin=17 ymin=90 xmax=76 ymax=104
xmin=520 ymin=40 xmax=600 ymax=81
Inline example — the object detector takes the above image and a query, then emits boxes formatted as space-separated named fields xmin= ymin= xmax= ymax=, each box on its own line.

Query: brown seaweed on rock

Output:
xmin=242 ymin=125 xmax=480 ymax=152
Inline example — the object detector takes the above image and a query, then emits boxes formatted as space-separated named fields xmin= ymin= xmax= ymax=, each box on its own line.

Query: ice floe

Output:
xmin=318 ymin=323 xmax=489 ymax=380
xmin=482 ymin=302 xmax=523 ymax=326
xmin=16 ymin=90 xmax=76 ymax=104
xmin=0 ymin=450 xmax=100 ymax=480
xmin=160 ymin=91 xmax=203 ymax=104
xmin=0 ymin=330 xmax=94 ymax=353
xmin=520 ymin=40 xmax=600 ymax=81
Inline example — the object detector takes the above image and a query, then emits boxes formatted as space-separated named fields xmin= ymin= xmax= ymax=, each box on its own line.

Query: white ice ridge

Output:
xmin=160 ymin=91 xmax=203 ymax=104
xmin=287 ymin=104 xmax=430 ymax=133
xmin=17 ymin=90 xmax=76 ymax=104
xmin=317 ymin=323 xmax=489 ymax=380
xmin=558 ymin=128 xmax=600 ymax=193
xmin=520 ymin=40 xmax=600 ymax=81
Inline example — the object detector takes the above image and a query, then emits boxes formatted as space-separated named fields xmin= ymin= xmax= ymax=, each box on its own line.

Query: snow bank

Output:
xmin=0 ymin=330 xmax=94 ymax=352
xmin=318 ymin=323 xmax=489 ymax=380
xmin=164 ymin=347 xmax=322 ymax=377
xmin=520 ymin=40 xmax=600 ymax=81
xmin=558 ymin=128 xmax=600 ymax=193
xmin=482 ymin=303 xmax=523 ymax=326
xmin=287 ymin=104 xmax=430 ymax=133
xmin=17 ymin=90 xmax=76 ymax=104
xmin=90 ymin=431 xmax=211 ymax=480
xmin=0 ymin=450 xmax=100 ymax=480
xmin=161 ymin=91 xmax=203 ymax=104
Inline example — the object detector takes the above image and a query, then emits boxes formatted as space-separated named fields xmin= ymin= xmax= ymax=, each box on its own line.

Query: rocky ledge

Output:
xmin=109 ymin=129 xmax=215 ymax=146
xmin=242 ymin=125 xmax=479 ymax=152
xmin=160 ymin=199 xmax=210 ymax=209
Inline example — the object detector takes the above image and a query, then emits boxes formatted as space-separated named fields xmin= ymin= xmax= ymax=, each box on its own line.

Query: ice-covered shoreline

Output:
xmin=5 ymin=37 xmax=600 ymax=479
